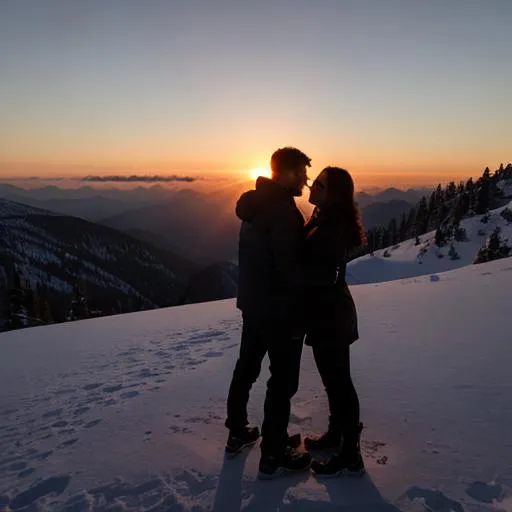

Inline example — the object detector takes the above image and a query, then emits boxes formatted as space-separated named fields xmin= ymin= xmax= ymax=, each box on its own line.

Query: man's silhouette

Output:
xmin=225 ymin=147 xmax=312 ymax=478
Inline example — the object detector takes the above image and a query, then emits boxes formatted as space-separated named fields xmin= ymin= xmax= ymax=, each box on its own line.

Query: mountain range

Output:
xmin=2 ymin=168 xmax=509 ymax=332
xmin=0 ymin=183 xmax=427 ymax=265
xmin=0 ymin=199 xmax=198 ymax=329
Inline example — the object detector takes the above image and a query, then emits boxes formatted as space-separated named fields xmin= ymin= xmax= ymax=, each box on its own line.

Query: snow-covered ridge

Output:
xmin=348 ymin=199 xmax=512 ymax=284
xmin=0 ymin=258 xmax=511 ymax=510
xmin=0 ymin=199 xmax=192 ymax=327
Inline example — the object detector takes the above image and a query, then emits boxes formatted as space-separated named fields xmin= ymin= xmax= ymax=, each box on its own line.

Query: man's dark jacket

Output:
xmin=236 ymin=177 xmax=304 ymax=326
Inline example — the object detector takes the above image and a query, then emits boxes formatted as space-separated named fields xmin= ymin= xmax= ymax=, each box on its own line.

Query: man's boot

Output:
xmin=258 ymin=446 xmax=312 ymax=479
xmin=225 ymin=426 xmax=260 ymax=458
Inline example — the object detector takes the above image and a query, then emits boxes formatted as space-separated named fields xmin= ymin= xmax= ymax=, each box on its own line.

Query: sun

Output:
xmin=248 ymin=167 xmax=271 ymax=181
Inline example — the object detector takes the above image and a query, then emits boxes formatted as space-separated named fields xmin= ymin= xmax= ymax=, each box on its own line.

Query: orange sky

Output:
xmin=2 ymin=3 xmax=510 ymax=190
xmin=0 ymin=155 xmax=502 ymax=191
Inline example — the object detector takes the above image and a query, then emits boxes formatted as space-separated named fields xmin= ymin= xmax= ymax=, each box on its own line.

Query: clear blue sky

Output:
xmin=1 ymin=0 xmax=510 ymax=186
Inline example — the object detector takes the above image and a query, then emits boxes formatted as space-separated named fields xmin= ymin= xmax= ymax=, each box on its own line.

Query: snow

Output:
xmin=1 ymin=258 xmax=511 ymax=511
xmin=348 ymin=200 xmax=512 ymax=285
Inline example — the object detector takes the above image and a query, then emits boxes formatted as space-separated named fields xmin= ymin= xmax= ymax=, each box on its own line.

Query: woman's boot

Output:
xmin=311 ymin=422 xmax=364 ymax=477
xmin=304 ymin=429 xmax=342 ymax=451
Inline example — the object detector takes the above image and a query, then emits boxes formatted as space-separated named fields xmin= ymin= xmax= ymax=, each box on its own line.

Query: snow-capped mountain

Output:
xmin=0 ymin=199 xmax=197 ymax=329
xmin=348 ymin=199 xmax=512 ymax=285
xmin=0 ymin=257 xmax=510 ymax=511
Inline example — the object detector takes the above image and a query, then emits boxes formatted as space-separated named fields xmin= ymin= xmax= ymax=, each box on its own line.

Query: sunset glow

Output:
xmin=248 ymin=168 xmax=271 ymax=181
xmin=0 ymin=2 xmax=511 ymax=187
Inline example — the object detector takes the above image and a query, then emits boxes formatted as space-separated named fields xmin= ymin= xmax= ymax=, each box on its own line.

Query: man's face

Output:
xmin=286 ymin=164 xmax=309 ymax=197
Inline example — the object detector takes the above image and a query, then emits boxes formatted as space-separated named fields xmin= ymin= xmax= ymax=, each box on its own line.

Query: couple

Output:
xmin=225 ymin=147 xmax=366 ymax=479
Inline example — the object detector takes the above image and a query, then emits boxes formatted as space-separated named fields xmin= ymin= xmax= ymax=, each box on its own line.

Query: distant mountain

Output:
xmin=361 ymin=199 xmax=413 ymax=229
xmin=355 ymin=187 xmax=429 ymax=208
xmin=184 ymin=261 xmax=238 ymax=304
xmin=100 ymin=183 xmax=430 ymax=264
xmin=0 ymin=199 xmax=198 ymax=330
xmin=374 ymin=187 xmax=427 ymax=203
xmin=0 ymin=184 xmax=179 ymax=221
xmin=0 ymin=183 xmax=175 ymax=202
xmin=0 ymin=182 xmax=436 ymax=266
xmin=100 ymin=185 xmax=249 ymax=265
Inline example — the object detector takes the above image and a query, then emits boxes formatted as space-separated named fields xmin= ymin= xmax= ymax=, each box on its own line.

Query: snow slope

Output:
xmin=348 ymin=200 xmax=512 ymax=285
xmin=1 ymin=258 xmax=512 ymax=511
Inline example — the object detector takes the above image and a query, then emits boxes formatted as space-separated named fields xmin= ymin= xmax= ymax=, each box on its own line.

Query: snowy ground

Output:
xmin=1 ymin=258 xmax=511 ymax=511
xmin=348 ymin=200 xmax=512 ymax=285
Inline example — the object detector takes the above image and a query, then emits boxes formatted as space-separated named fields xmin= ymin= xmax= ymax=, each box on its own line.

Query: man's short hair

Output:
xmin=270 ymin=147 xmax=311 ymax=175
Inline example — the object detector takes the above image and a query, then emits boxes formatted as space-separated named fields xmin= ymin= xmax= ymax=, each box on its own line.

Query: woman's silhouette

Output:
xmin=303 ymin=167 xmax=367 ymax=476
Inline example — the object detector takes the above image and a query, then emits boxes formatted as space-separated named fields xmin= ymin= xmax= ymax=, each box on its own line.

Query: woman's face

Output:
xmin=308 ymin=171 xmax=328 ymax=207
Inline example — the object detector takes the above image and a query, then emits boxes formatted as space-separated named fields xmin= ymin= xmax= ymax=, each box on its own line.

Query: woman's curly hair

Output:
xmin=322 ymin=166 xmax=367 ymax=250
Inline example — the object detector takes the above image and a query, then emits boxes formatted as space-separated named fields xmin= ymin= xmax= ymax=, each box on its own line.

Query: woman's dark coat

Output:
xmin=303 ymin=210 xmax=359 ymax=345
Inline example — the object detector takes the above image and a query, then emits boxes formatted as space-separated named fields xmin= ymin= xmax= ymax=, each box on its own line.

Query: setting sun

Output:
xmin=248 ymin=167 xmax=271 ymax=181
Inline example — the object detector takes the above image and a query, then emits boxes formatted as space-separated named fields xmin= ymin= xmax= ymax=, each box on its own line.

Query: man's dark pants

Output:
xmin=226 ymin=313 xmax=303 ymax=455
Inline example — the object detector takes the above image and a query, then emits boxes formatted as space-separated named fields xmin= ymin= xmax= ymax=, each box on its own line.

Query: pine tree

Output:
xmin=381 ymin=226 xmax=391 ymax=249
xmin=406 ymin=207 xmax=417 ymax=239
xmin=501 ymin=208 xmax=512 ymax=223
xmin=453 ymin=193 xmax=469 ymax=224
xmin=24 ymin=287 xmax=36 ymax=325
xmin=388 ymin=218 xmax=398 ymax=245
xmin=474 ymin=226 xmax=511 ymax=264
xmin=428 ymin=191 xmax=437 ymax=219
xmin=415 ymin=197 xmax=429 ymax=236
xmin=7 ymin=267 xmax=25 ymax=330
xmin=435 ymin=226 xmax=447 ymax=247
xmin=454 ymin=225 xmax=468 ymax=242
xmin=34 ymin=286 xmax=43 ymax=324
xmin=446 ymin=181 xmax=457 ymax=201
xmin=42 ymin=300 xmax=53 ymax=324
xmin=399 ymin=213 xmax=407 ymax=242
xmin=475 ymin=167 xmax=492 ymax=214
xmin=448 ymin=244 xmax=460 ymax=260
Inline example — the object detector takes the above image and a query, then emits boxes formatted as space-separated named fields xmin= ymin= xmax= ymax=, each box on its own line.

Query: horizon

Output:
xmin=0 ymin=163 xmax=504 ymax=193
xmin=0 ymin=172 xmax=482 ymax=193
xmin=1 ymin=1 xmax=511 ymax=186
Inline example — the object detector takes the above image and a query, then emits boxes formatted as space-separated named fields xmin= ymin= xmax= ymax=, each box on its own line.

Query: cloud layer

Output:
xmin=81 ymin=175 xmax=196 ymax=183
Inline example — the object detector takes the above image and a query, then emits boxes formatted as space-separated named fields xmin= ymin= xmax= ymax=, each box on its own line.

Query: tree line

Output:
xmin=350 ymin=163 xmax=512 ymax=259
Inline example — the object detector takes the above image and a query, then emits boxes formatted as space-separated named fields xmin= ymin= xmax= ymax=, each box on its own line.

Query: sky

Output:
xmin=0 ymin=0 xmax=511 ymax=188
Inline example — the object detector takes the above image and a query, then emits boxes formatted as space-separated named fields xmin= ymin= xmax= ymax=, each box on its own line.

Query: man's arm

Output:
xmin=267 ymin=205 xmax=304 ymax=288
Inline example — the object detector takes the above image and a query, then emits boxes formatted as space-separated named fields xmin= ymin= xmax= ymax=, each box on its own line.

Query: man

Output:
xmin=225 ymin=146 xmax=312 ymax=479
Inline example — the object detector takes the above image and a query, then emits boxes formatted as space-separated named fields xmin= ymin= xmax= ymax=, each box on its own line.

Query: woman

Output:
xmin=302 ymin=167 xmax=366 ymax=476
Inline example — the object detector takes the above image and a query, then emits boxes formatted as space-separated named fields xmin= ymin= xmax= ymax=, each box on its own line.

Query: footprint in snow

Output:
xmin=102 ymin=385 xmax=123 ymax=393
xmin=404 ymin=486 xmax=464 ymax=512
xmin=8 ymin=461 xmax=27 ymax=472
xmin=18 ymin=468 xmax=35 ymax=479
xmin=84 ymin=419 xmax=102 ymax=429
xmin=83 ymin=383 xmax=103 ymax=391
xmin=73 ymin=407 xmax=90 ymax=417
xmin=42 ymin=408 xmax=63 ymax=419
xmin=58 ymin=438 xmax=78 ymax=449
xmin=8 ymin=475 xmax=71 ymax=510
xmin=121 ymin=391 xmax=139 ymax=399
xmin=466 ymin=481 xmax=504 ymax=503
xmin=202 ymin=350 xmax=223 ymax=358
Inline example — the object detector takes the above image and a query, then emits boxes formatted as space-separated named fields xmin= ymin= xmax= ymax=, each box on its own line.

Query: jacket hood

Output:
xmin=236 ymin=177 xmax=293 ymax=222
